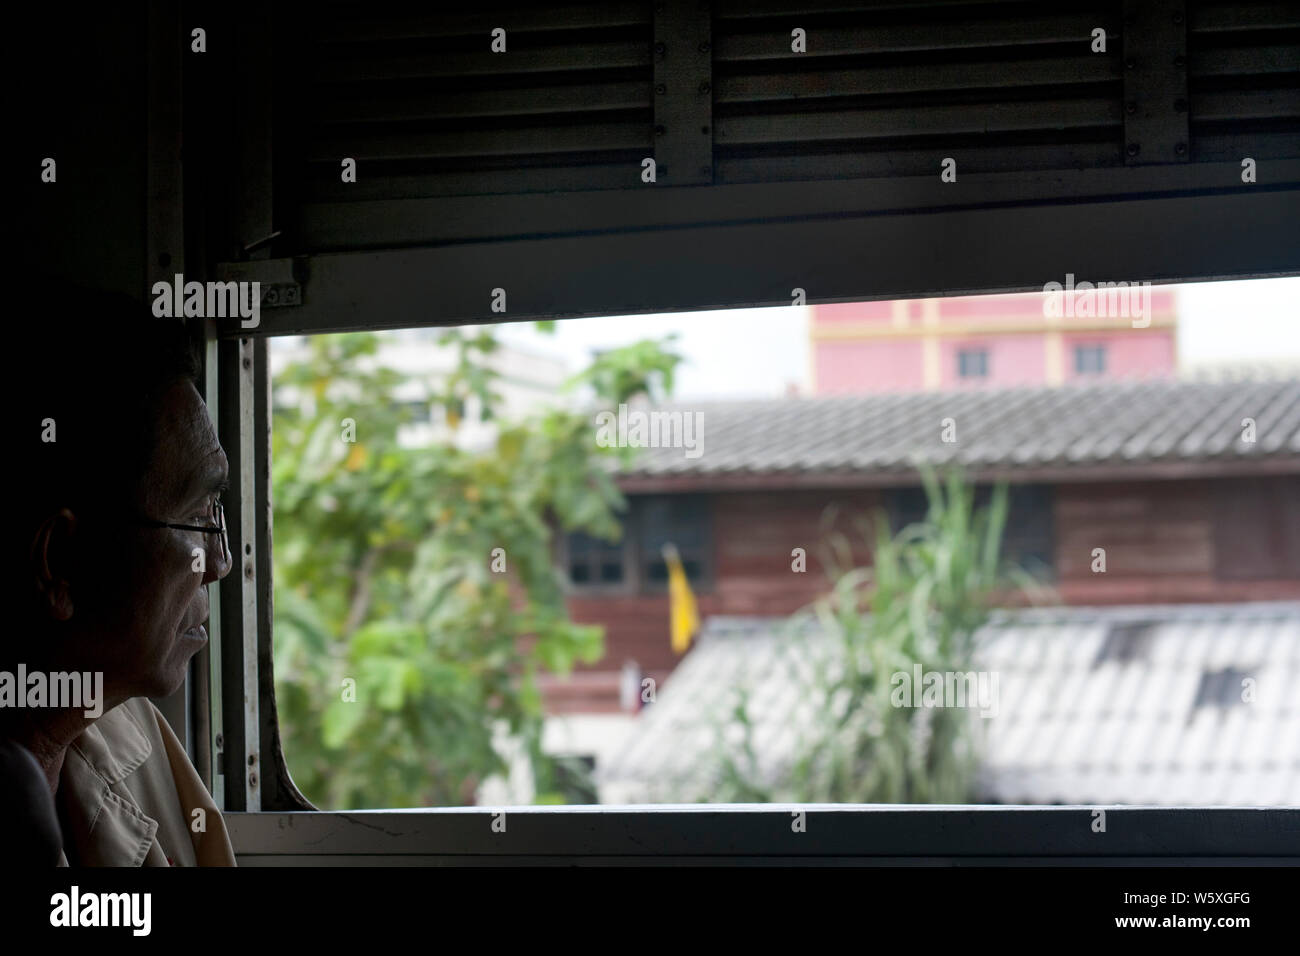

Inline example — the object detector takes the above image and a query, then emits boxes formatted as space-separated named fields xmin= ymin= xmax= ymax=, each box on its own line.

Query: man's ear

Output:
xmin=29 ymin=508 xmax=77 ymax=622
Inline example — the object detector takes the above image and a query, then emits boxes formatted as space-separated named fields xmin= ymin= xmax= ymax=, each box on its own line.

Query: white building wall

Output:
xmin=268 ymin=328 xmax=571 ymax=449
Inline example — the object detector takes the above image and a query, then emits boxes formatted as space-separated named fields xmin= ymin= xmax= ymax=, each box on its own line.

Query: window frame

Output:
xmin=632 ymin=493 xmax=714 ymax=595
xmin=222 ymin=806 xmax=1299 ymax=864
xmin=957 ymin=347 xmax=990 ymax=380
xmin=1074 ymin=343 xmax=1108 ymax=375
xmin=212 ymin=276 xmax=1300 ymax=863
xmin=557 ymin=523 xmax=638 ymax=597
xmin=193 ymin=0 xmax=1300 ymax=864
xmin=559 ymin=494 xmax=715 ymax=596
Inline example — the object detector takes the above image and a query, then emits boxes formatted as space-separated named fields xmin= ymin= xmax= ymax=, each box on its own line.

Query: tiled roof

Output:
xmin=596 ymin=603 xmax=1300 ymax=805
xmin=619 ymin=377 xmax=1300 ymax=479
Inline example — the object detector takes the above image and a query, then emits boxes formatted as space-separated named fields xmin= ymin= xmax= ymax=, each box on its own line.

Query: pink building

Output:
xmin=811 ymin=288 xmax=1177 ymax=394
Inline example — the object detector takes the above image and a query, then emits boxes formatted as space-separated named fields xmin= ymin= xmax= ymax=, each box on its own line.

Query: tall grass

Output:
xmin=705 ymin=467 xmax=1046 ymax=804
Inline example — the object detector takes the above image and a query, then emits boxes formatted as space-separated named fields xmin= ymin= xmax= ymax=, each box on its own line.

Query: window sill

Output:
xmin=225 ymin=805 xmax=1300 ymax=864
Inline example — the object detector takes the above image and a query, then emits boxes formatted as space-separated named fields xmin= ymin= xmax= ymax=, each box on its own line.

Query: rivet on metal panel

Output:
xmin=656 ymin=83 xmax=666 ymax=95
xmin=1174 ymin=55 xmax=1185 ymax=69
xmin=215 ymin=733 xmax=224 ymax=750
xmin=1175 ymin=142 xmax=1187 ymax=155
xmin=249 ymin=753 xmax=258 ymax=766
xmin=654 ymin=42 xmax=665 ymax=57
xmin=1127 ymin=143 xmax=1140 ymax=157
xmin=1126 ymin=101 xmax=1137 ymax=114
xmin=244 ymin=562 xmax=254 ymax=579
xmin=248 ymin=770 xmax=258 ymax=788
xmin=699 ymin=41 xmax=710 ymax=53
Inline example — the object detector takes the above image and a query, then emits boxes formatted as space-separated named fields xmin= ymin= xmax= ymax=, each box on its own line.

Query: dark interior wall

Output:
xmin=14 ymin=5 xmax=197 ymax=746
xmin=20 ymin=8 xmax=147 ymax=298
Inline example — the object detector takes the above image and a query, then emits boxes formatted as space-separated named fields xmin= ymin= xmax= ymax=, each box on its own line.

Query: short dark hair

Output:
xmin=15 ymin=283 xmax=203 ymax=543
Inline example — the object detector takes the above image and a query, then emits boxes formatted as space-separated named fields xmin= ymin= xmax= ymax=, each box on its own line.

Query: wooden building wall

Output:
xmin=545 ymin=475 xmax=1300 ymax=713
xmin=1056 ymin=476 xmax=1300 ymax=604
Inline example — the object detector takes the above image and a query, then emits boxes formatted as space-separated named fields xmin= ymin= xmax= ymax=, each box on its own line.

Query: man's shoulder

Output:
xmin=116 ymin=696 xmax=237 ymax=865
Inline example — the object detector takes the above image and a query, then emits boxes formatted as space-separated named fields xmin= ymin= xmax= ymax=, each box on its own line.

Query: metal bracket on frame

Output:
xmin=653 ymin=0 xmax=714 ymax=186
xmin=217 ymin=257 xmax=303 ymax=310
xmin=1122 ymin=0 xmax=1190 ymax=165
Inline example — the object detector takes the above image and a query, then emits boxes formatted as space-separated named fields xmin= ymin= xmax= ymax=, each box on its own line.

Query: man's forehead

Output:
xmin=148 ymin=381 xmax=227 ymax=503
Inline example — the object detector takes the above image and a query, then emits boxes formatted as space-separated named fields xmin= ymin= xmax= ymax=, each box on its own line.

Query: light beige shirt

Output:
xmin=55 ymin=697 xmax=236 ymax=866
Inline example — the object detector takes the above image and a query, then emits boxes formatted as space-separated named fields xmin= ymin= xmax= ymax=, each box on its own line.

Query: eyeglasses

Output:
xmin=130 ymin=500 xmax=229 ymax=560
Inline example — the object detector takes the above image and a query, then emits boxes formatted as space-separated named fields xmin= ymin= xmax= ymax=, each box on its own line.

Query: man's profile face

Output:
xmin=77 ymin=379 xmax=232 ymax=700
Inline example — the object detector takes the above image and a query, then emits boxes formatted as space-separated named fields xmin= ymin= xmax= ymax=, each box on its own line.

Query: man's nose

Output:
xmin=202 ymin=529 xmax=233 ymax=584
xmin=214 ymin=539 xmax=233 ymax=583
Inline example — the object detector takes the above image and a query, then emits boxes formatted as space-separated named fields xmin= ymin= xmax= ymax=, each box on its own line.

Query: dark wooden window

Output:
xmin=887 ymin=483 xmax=1055 ymax=579
xmin=637 ymin=495 xmax=711 ymax=591
xmin=886 ymin=486 xmax=930 ymax=533
xmin=564 ymin=530 xmax=628 ymax=588
xmin=1000 ymin=484 xmax=1056 ymax=579
xmin=562 ymin=495 xmax=712 ymax=593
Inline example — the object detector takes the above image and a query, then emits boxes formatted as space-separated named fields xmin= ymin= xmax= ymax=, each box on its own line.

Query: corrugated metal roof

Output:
xmin=617 ymin=377 xmax=1300 ymax=478
xmin=597 ymin=602 xmax=1300 ymax=805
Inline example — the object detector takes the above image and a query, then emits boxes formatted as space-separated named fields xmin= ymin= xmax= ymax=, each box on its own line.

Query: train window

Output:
xmin=265 ymin=279 xmax=1300 ymax=813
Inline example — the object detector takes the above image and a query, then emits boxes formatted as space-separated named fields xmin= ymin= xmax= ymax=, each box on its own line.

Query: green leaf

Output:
xmin=322 ymin=696 xmax=367 ymax=749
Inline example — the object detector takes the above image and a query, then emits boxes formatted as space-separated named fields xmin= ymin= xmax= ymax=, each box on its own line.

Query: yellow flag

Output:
xmin=664 ymin=543 xmax=700 ymax=654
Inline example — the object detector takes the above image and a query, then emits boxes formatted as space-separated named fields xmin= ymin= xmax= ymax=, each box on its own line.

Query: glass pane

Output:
xmin=270 ymin=279 xmax=1300 ymax=811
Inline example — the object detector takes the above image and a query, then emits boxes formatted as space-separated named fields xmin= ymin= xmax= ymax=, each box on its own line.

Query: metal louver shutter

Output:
xmin=712 ymin=0 xmax=1126 ymax=183
xmin=288 ymin=2 xmax=654 ymax=210
xmin=223 ymin=1 xmax=1298 ymax=331
xmin=1188 ymin=1 xmax=1300 ymax=161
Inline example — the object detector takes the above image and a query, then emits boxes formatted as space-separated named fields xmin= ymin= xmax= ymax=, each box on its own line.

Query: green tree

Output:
xmin=272 ymin=327 xmax=681 ymax=808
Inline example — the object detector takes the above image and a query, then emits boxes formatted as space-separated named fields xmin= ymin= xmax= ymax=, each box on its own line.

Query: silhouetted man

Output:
xmin=5 ymin=288 xmax=236 ymax=865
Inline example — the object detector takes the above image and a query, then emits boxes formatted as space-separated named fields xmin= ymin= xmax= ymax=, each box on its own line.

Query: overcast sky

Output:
xmin=494 ymin=277 xmax=1299 ymax=401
